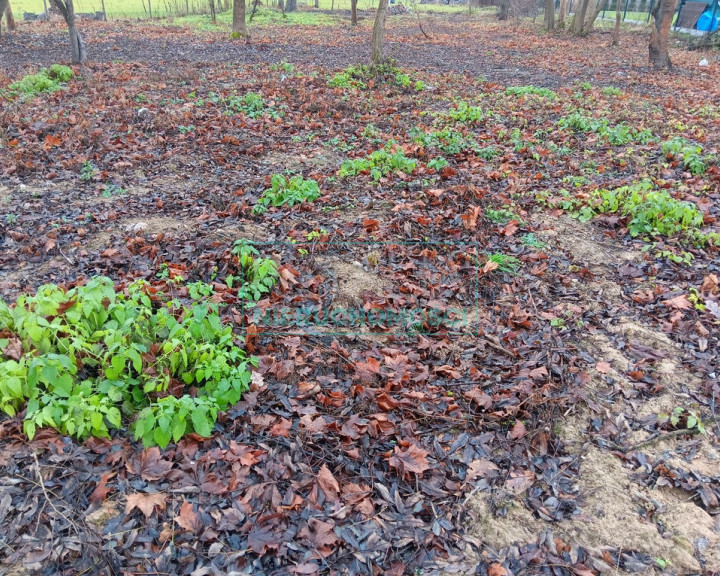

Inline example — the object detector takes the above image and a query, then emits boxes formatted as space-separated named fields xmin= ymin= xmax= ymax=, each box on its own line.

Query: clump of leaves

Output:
xmin=7 ymin=64 xmax=74 ymax=97
xmin=591 ymin=180 xmax=705 ymax=238
xmin=411 ymin=127 xmax=477 ymax=155
xmin=661 ymin=137 xmax=708 ymax=175
xmin=519 ymin=233 xmax=546 ymax=249
xmin=484 ymin=207 xmax=515 ymax=224
xmin=557 ymin=113 xmax=654 ymax=146
xmin=0 ymin=277 xmax=255 ymax=447
xmin=253 ymin=174 xmax=321 ymax=214
xmin=339 ymin=144 xmax=416 ymax=180
xmin=657 ymin=407 xmax=706 ymax=434
xmin=232 ymin=240 xmax=280 ymax=301
xmin=328 ymin=62 xmax=421 ymax=91
xmin=226 ymin=91 xmax=281 ymax=119
xmin=445 ymin=101 xmax=486 ymax=124
xmin=427 ymin=156 xmax=448 ymax=171
xmin=80 ymin=161 xmax=97 ymax=182
xmin=602 ymin=86 xmax=623 ymax=96
xmin=505 ymin=85 xmax=556 ymax=99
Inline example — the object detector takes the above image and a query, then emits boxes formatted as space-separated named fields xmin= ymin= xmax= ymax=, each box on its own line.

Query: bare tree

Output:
xmin=351 ymin=0 xmax=357 ymax=25
xmin=370 ymin=0 xmax=389 ymax=63
xmin=582 ymin=0 xmax=607 ymax=33
xmin=611 ymin=0 xmax=621 ymax=45
xmin=286 ymin=0 xmax=296 ymax=12
xmin=5 ymin=1 xmax=16 ymax=31
xmin=571 ymin=0 xmax=590 ymax=33
xmin=51 ymin=0 xmax=87 ymax=63
xmin=544 ymin=0 xmax=554 ymax=29
xmin=649 ymin=0 xmax=677 ymax=69
xmin=0 ymin=0 xmax=9 ymax=36
xmin=556 ymin=0 xmax=568 ymax=26
xmin=231 ymin=0 xmax=248 ymax=38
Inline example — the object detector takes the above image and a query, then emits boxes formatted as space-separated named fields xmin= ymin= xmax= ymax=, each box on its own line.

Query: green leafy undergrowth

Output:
xmin=556 ymin=112 xmax=654 ymax=145
xmin=505 ymin=85 xmax=556 ymax=99
xmin=328 ymin=63 xmax=423 ymax=91
xmin=486 ymin=252 xmax=521 ymax=274
xmin=0 ymin=277 xmax=255 ymax=447
xmin=232 ymin=239 xmax=280 ymax=301
xmin=411 ymin=127 xmax=478 ymax=156
xmin=7 ymin=65 xmax=74 ymax=97
xmin=226 ymin=91 xmax=282 ymax=119
xmin=444 ymin=101 xmax=486 ymax=124
xmin=252 ymin=174 xmax=320 ymax=214
xmin=661 ymin=137 xmax=709 ymax=175
xmin=339 ymin=144 xmax=417 ymax=180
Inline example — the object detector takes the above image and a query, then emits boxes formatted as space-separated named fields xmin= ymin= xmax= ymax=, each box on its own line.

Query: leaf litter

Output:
xmin=1 ymin=10 xmax=720 ymax=576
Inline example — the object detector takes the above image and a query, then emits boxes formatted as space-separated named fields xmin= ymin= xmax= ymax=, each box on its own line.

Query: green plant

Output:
xmin=484 ymin=207 xmax=515 ymax=224
xmin=427 ymin=156 xmax=449 ymax=171
xmin=232 ymin=240 xmax=280 ymax=301
xmin=5 ymin=213 xmax=17 ymax=225
xmin=226 ymin=91 xmax=281 ymax=119
xmin=661 ymin=137 xmax=708 ymax=175
xmin=339 ymin=144 xmax=417 ymax=181
xmin=253 ymin=174 xmax=321 ymax=214
xmin=414 ymin=80 xmax=426 ymax=92
xmin=102 ymin=184 xmax=126 ymax=198
xmin=411 ymin=128 xmax=476 ymax=155
xmin=602 ymin=86 xmax=623 ymax=96
xmin=7 ymin=65 xmax=74 ymax=97
xmin=80 ymin=161 xmax=97 ymax=182
xmin=0 ymin=277 xmax=255 ymax=447
xmin=306 ymin=228 xmax=328 ymax=241
xmin=476 ymin=146 xmax=501 ymax=160
xmin=657 ymin=407 xmax=706 ymax=434
xmin=486 ymin=252 xmax=521 ymax=274
xmin=519 ymin=233 xmax=546 ymax=249
xmin=178 ymin=125 xmax=196 ymax=134
xmin=269 ymin=61 xmax=295 ymax=74
xmin=505 ymin=85 xmax=556 ymax=99
xmin=446 ymin=101 xmax=485 ymax=124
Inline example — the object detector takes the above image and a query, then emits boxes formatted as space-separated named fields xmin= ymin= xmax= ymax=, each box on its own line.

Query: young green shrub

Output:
xmin=232 ymin=239 xmax=280 ymax=301
xmin=0 ymin=277 xmax=255 ymax=447
xmin=252 ymin=174 xmax=321 ymax=214
xmin=661 ymin=137 xmax=708 ymax=175
xmin=226 ymin=91 xmax=281 ymax=119
xmin=411 ymin=127 xmax=477 ymax=155
xmin=446 ymin=101 xmax=486 ymax=124
xmin=339 ymin=144 xmax=417 ymax=180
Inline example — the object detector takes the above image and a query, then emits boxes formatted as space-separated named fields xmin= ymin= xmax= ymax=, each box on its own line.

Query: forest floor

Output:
xmin=1 ymin=8 xmax=720 ymax=576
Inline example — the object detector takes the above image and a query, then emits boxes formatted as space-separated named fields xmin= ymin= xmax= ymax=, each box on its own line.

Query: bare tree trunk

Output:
xmin=612 ymin=0 xmax=621 ymax=44
xmin=5 ymin=2 xmax=16 ymax=30
xmin=582 ymin=0 xmax=607 ymax=33
xmin=371 ymin=0 xmax=389 ymax=63
xmin=286 ymin=0 xmax=296 ymax=11
xmin=314 ymin=0 xmax=318 ymax=7
xmin=209 ymin=0 xmax=216 ymax=21
xmin=148 ymin=0 xmax=152 ymax=18
xmin=350 ymin=0 xmax=357 ymax=24
xmin=100 ymin=0 xmax=106 ymax=20
xmin=544 ymin=0 xmax=555 ymax=29
xmin=557 ymin=0 xmax=568 ymax=25
xmin=571 ymin=0 xmax=589 ymax=33
xmin=649 ymin=0 xmax=677 ymax=69
xmin=278 ymin=0 xmax=284 ymax=13
xmin=231 ymin=0 xmax=247 ymax=37
xmin=497 ymin=0 xmax=509 ymax=19
xmin=51 ymin=0 xmax=87 ymax=63
xmin=0 ymin=0 xmax=9 ymax=35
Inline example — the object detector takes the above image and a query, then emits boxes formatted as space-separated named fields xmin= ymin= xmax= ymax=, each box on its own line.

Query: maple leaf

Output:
xmin=388 ymin=443 xmax=430 ymax=477
xmin=299 ymin=414 xmax=328 ymax=434
xmin=126 ymin=447 xmax=173 ymax=481
xmin=465 ymin=459 xmax=500 ymax=483
xmin=317 ymin=464 xmax=340 ymax=502
xmin=125 ymin=492 xmax=167 ymax=519
xmin=299 ymin=518 xmax=338 ymax=549
xmin=662 ymin=294 xmax=692 ymax=310
xmin=509 ymin=420 xmax=526 ymax=439
xmin=270 ymin=417 xmax=292 ymax=437
xmin=463 ymin=388 xmax=492 ymax=409
xmin=595 ymin=361 xmax=612 ymax=374
xmin=89 ymin=471 xmax=116 ymax=504
xmin=175 ymin=500 xmax=202 ymax=532
xmin=247 ymin=523 xmax=281 ymax=555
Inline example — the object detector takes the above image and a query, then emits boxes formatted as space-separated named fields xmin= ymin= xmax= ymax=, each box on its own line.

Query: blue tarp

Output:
xmin=697 ymin=9 xmax=719 ymax=30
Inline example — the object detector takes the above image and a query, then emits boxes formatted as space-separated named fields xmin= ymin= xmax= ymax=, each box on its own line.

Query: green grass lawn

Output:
xmin=11 ymin=0 xmax=468 ymax=20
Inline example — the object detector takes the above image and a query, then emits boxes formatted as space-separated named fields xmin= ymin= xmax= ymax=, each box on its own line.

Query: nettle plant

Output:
xmin=0 ymin=277 xmax=256 ymax=448
xmin=252 ymin=174 xmax=321 ymax=214
xmin=339 ymin=143 xmax=417 ymax=181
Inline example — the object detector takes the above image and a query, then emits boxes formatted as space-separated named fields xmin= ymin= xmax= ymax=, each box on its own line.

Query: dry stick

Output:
xmin=617 ymin=428 xmax=699 ymax=453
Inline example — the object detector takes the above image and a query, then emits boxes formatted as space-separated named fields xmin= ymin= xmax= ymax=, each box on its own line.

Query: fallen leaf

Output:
xmin=388 ymin=443 xmax=430 ymax=477
xmin=175 ymin=500 xmax=202 ymax=532
xmin=596 ymin=361 xmax=612 ymax=374
xmin=125 ymin=492 xmax=167 ymax=519
xmin=317 ymin=464 xmax=340 ymax=502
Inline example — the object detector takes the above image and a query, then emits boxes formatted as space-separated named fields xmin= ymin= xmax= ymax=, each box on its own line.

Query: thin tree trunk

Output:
xmin=285 ymin=0 xmax=296 ymax=12
xmin=209 ymin=0 xmax=215 ymax=21
xmin=314 ymin=0 xmax=318 ymax=7
xmin=350 ymin=0 xmax=357 ymax=24
xmin=52 ymin=0 xmax=87 ymax=63
xmin=612 ymin=0 xmax=621 ymax=44
xmin=0 ymin=0 xmax=9 ymax=35
xmin=498 ymin=0 xmax=509 ymax=19
xmin=371 ymin=0 xmax=389 ymax=63
xmin=231 ymin=0 xmax=247 ymax=36
xmin=544 ymin=0 xmax=555 ymax=29
xmin=148 ymin=0 xmax=152 ymax=17
xmin=100 ymin=0 xmax=106 ymax=19
xmin=5 ymin=2 xmax=16 ymax=30
xmin=571 ymin=0 xmax=589 ymax=33
xmin=649 ymin=0 xmax=677 ymax=69
xmin=557 ymin=0 xmax=568 ymax=25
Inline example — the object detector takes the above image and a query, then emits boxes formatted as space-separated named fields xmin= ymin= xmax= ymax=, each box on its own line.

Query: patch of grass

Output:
xmin=339 ymin=144 xmax=417 ymax=180
xmin=486 ymin=252 xmax=521 ymax=274
xmin=505 ymin=85 xmax=556 ymax=99
xmin=6 ymin=64 xmax=74 ymax=98
xmin=519 ymin=233 xmax=546 ymax=249
xmin=0 ymin=277 xmax=255 ymax=447
xmin=253 ymin=174 xmax=321 ymax=214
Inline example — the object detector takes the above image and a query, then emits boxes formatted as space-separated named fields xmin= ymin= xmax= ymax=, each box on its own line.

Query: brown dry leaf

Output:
xmin=89 ymin=471 xmax=116 ymax=504
xmin=463 ymin=388 xmax=492 ymax=409
xmin=482 ymin=260 xmax=499 ymax=274
xmin=176 ymin=500 xmax=202 ymax=532
xmin=125 ymin=492 xmax=167 ymax=519
xmin=388 ymin=444 xmax=430 ymax=477
xmin=509 ymin=420 xmax=526 ymax=440
xmin=317 ymin=464 xmax=340 ymax=502
xmin=662 ymin=294 xmax=692 ymax=310
xmin=1 ymin=337 xmax=23 ymax=361
xmin=465 ymin=459 xmax=500 ymax=482
xmin=488 ymin=563 xmax=508 ymax=576
xmin=595 ymin=361 xmax=612 ymax=374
